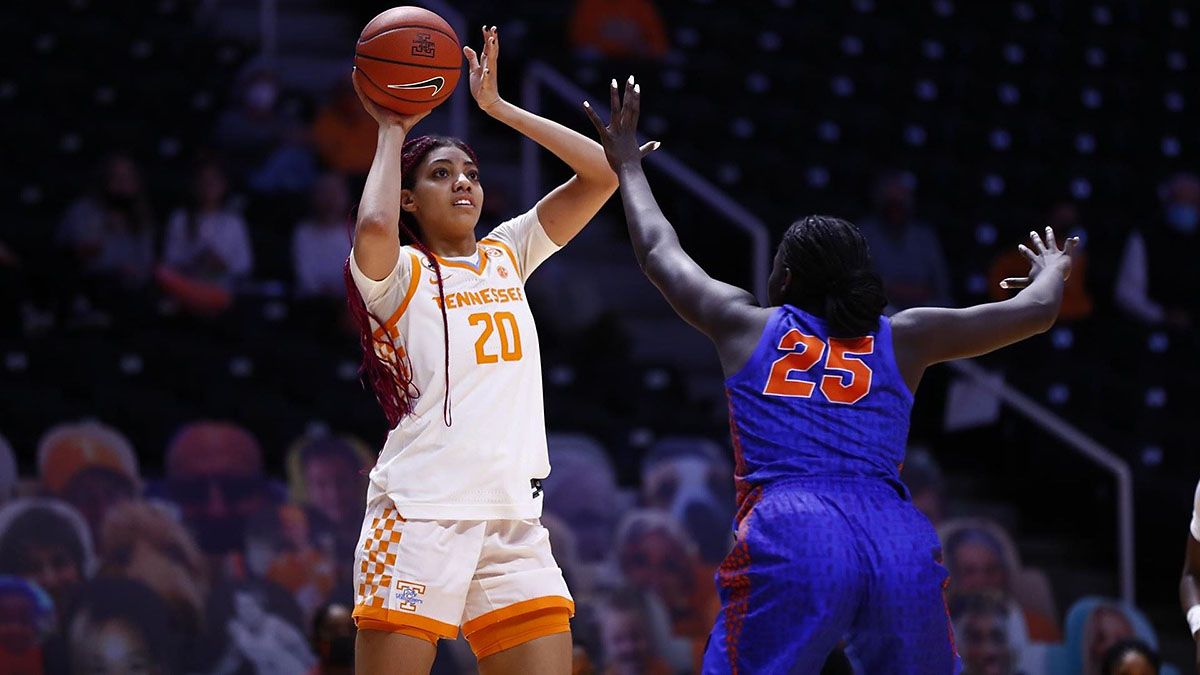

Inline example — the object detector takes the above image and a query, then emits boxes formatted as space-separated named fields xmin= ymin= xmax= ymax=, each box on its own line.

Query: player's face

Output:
xmin=405 ymin=146 xmax=484 ymax=239
xmin=960 ymin=613 xmax=1013 ymax=675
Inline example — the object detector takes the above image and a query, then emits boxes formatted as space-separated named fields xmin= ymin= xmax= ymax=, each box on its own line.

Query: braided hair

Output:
xmin=343 ymin=135 xmax=480 ymax=428
xmin=778 ymin=215 xmax=888 ymax=337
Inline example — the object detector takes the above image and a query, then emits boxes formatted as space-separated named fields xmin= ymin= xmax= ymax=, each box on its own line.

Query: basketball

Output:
xmin=353 ymin=6 xmax=461 ymax=116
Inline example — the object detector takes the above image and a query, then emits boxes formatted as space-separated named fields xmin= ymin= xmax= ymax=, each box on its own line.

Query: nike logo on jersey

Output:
xmin=428 ymin=274 xmax=453 ymax=285
xmin=387 ymin=77 xmax=446 ymax=97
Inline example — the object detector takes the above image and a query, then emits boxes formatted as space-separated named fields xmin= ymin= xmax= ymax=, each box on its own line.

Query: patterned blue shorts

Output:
xmin=702 ymin=479 xmax=961 ymax=674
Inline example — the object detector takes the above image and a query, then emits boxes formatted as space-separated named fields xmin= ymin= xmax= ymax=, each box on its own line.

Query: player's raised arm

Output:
xmin=890 ymin=228 xmax=1079 ymax=391
xmin=464 ymin=25 xmax=616 ymax=245
xmin=350 ymin=71 xmax=428 ymax=281
xmin=584 ymin=78 xmax=759 ymax=341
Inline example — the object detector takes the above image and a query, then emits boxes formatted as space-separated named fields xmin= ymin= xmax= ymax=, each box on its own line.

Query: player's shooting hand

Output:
xmin=999 ymin=226 xmax=1079 ymax=290
xmin=583 ymin=75 xmax=660 ymax=172
xmin=352 ymin=68 xmax=429 ymax=133
xmin=464 ymin=25 xmax=502 ymax=112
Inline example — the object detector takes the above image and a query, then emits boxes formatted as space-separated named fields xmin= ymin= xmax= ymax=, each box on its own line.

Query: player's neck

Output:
xmin=423 ymin=233 xmax=477 ymax=258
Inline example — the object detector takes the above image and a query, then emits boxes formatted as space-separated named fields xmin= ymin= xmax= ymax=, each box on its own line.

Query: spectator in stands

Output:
xmin=615 ymin=509 xmax=718 ymax=672
xmin=1099 ymin=639 xmax=1160 ymax=675
xmin=0 ymin=498 xmax=93 ymax=620
xmin=216 ymin=66 xmax=316 ymax=194
xmin=0 ymin=434 xmax=16 ymax=504
xmin=596 ymin=587 xmax=673 ymax=675
xmin=1050 ymin=597 xmax=1164 ymax=675
xmin=544 ymin=434 xmax=628 ymax=563
xmin=96 ymin=501 xmax=210 ymax=637
xmin=243 ymin=505 xmax=335 ymax=625
xmin=568 ymin=0 xmax=670 ymax=60
xmin=310 ymin=81 xmax=377 ymax=179
xmin=311 ymin=603 xmax=356 ymax=675
xmin=990 ymin=201 xmax=1092 ymax=321
xmin=36 ymin=420 xmax=141 ymax=540
xmin=0 ymin=576 xmax=54 ymax=675
xmin=1115 ymin=172 xmax=1200 ymax=328
xmin=57 ymin=153 xmax=156 ymax=291
xmin=214 ymin=67 xmax=286 ymax=175
xmin=292 ymin=173 xmax=352 ymax=298
xmin=164 ymin=421 xmax=274 ymax=561
xmin=1081 ymin=603 xmax=1136 ymax=675
xmin=900 ymin=446 xmax=945 ymax=526
xmin=162 ymin=160 xmax=253 ymax=285
xmin=857 ymin=171 xmax=951 ymax=310
xmin=640 ymin=437 xmax=734 ymax=564
xmin=65 ymin=577 xmax=176 ymax=675
xmin=951 ymin=591 xmax=1023 ymax=675
xmin=941 ymin=520 xmax=1061 ymax=643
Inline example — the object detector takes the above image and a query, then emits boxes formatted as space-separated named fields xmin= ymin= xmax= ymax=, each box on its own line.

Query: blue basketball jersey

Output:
xmin=724 ymin=305 xmax=912 ymax=502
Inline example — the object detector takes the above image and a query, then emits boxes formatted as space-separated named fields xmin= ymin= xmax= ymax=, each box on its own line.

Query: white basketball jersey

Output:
xmin=349 ymin=208 xmax=560 ymax=520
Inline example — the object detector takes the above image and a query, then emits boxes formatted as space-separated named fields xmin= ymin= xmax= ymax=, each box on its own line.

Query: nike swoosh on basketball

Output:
xmin=387 ymin=77 xmax=445 ymax=97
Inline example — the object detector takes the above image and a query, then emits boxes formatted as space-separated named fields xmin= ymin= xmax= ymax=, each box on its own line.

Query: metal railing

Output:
xmin=948 ymin=359 xmax=1135 ymax=603
xmin=520 ymin=60 xmax=770 ymax=303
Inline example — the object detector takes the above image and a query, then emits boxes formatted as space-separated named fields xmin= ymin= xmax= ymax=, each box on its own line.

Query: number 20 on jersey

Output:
xmin=763 ymin=329 xmax=874 ymax=404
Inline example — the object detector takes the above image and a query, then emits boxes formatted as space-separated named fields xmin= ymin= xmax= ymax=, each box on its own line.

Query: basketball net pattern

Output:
xmin=356 ymin=507 xmax=405 ymax=610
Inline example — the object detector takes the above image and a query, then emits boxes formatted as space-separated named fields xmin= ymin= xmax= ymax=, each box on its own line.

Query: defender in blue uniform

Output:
xmin=587 ymin=79 xmax=1077 ymax=673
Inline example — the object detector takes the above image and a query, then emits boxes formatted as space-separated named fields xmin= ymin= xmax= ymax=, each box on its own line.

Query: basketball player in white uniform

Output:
xmin=346 ymin=27 xmax=655 ymax=674
xmin=1181 ymin=479 xmax=1200 ymax=670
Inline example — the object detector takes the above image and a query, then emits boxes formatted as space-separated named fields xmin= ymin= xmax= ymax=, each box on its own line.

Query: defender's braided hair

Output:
xmin=778 ymin=215 xmax=888 ymax=337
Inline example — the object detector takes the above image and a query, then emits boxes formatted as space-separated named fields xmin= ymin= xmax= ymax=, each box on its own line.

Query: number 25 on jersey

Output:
xmin=763 ymin=329 xmax=874 ymax=404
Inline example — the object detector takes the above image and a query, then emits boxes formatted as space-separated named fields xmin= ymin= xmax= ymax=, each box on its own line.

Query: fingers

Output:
xmin=619 ymin=75 xmax=635 ymax=128
xmin=1044 ymin=226 xmax=1057 ymax=252
xmin=480 ymin=25 xmax=497 ymax=68
xmin=1018 ymin=243 xmax=1038 ymax=264
xmin=609 ymin=78 xmax=620 ymax=120
xmin=582 ymin=100 xmax=607 ymax=137
xmin=1029 ymin=229 xmax=1047 ymax=254
xmin=1000 ymin=277 xmax=1031 ymax=290
xmin=463 ymin=45 xmax=480 ymax=71
xmin=639 ymin=141 xmax=661 ymax=158
xmin=351 ymin=69 xmax=378 ymax=115
xmin=1063 ymin=236 xmax=1080 ymax=256
xmin=629 ymin=79 xmax=642 ymax=129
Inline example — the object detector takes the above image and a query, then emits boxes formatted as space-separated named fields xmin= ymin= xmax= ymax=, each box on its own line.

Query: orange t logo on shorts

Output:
xmin=395 ymin=580 xmax=427 ymax=612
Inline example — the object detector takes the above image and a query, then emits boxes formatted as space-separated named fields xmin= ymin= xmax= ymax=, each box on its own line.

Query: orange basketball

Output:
xmin=353 ymin=6 xmax=461 ymax=116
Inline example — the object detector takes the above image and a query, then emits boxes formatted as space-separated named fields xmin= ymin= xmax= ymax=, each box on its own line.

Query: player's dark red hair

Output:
xmin=343 ymin=135 xmax=480 ymax=428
